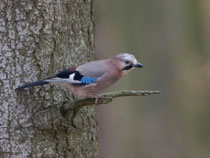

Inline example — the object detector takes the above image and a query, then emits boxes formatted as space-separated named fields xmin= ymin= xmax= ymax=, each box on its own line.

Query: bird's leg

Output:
xmin=95 ymin=97 xmax=99 ymax=105
xmin=80 ymin=92 xmax=100 ymax=104
xmin=87 ymin=92 xmax=100 ymax=104
xmin=93 ymin=93 xmax=102 ymax=105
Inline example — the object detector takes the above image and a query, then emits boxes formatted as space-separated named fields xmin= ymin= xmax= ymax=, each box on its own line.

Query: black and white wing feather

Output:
xmin=45 ymin=68 xmax=98 ymax=85
xmin=15 ymin=68 xmax=99 ymax=90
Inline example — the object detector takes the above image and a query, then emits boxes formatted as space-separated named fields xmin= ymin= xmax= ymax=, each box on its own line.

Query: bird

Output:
xmin=15 ymin=53 xmax=143 ymax=98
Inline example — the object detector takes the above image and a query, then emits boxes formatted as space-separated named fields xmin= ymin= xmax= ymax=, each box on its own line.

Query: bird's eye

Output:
xmin=125 ymin=60 xmax=130 ymax=64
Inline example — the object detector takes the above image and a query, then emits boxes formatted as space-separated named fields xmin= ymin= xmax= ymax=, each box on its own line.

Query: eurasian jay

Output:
xmin=16 ymin=53 xmax=143 ymax=98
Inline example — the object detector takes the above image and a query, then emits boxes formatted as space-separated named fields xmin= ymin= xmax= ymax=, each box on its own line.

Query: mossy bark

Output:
xmin=0 ymin=0 xmax=98 ymax=157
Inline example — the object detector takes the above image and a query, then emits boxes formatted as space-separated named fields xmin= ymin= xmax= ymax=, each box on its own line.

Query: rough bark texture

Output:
xmin=0 ymin=0 xmax=98 ymax=157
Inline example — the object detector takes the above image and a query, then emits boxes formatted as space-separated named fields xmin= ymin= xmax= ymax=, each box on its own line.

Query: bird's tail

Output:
xmin=15 ymin=80 xmax=49 ymax=91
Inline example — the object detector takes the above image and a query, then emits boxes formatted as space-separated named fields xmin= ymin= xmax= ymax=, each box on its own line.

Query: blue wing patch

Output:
xmin=81 ymin=76 xmax=98 ymax=84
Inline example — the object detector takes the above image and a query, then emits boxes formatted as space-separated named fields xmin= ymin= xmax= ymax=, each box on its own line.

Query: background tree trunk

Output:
xmin=0 ymin=0 xmax=98 ymax=157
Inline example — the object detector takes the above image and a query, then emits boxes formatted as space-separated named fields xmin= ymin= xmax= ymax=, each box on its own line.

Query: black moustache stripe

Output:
xmin=123 ymin=65 xmax=133 ymax=71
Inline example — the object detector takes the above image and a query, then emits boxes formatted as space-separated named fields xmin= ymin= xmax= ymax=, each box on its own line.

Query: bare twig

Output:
xmin=61 ymin=90 xmax=160 ymax=113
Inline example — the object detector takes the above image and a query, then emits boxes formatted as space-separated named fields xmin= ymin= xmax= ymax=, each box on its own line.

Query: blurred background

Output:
xmin=94 ymin=0 xmax=210 ymax=158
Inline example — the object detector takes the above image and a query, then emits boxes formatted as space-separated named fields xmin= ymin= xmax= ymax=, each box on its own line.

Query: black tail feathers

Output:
xmin=15 ymin=80 xmax=49 ymax=91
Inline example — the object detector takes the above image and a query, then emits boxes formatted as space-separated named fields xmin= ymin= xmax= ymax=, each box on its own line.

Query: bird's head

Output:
xmin=114 ymin=53 xmax=143 ymax=75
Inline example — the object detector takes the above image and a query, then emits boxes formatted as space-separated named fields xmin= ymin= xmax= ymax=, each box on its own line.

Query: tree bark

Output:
xmin=0 ymin=0 xmax=98 ymax=157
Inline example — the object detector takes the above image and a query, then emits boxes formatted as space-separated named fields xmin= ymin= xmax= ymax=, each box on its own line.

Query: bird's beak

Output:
xmin=134 ymin=62 xmax=143 ymax=68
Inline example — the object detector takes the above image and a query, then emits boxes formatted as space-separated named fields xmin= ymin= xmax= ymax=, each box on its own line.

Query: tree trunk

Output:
xmin=0 ymin=0 xmax=98 ymax=157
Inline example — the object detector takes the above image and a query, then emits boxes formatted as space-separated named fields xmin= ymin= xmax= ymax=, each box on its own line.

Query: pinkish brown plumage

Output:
xmin=16 ymin=53 xmax=143 ymax=98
